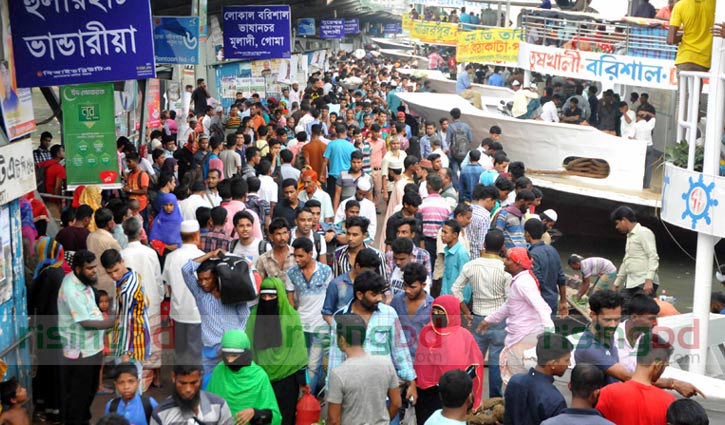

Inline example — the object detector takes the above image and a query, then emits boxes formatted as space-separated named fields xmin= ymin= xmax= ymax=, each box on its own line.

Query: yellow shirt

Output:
xmin=670 ymin=0 xmax=716 ymax=69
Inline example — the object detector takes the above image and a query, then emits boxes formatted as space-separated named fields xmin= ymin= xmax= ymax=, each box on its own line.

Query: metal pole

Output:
xmin=690 ymin=1 xmax=725 ymax=375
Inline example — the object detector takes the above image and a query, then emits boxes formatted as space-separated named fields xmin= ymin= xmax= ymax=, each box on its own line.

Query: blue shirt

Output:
xmin=456 ymin=72 xmax=472 ymax=94
xmin=306 ymin=119 xmax=328 ymax=137
xmin=442 ymin=242 xmax=471 ymax=301
xmin=391 ymin=291 xmax=434 ymax=358
xmin=387 ymin=91 xmax=402 ymax=115
xmin=479 ymin=169 xmax=499 ymax=185
xmin=540 ymin=408 xmax=614 ymax=425
xmin=504 ymin=368 xmax=566 ymax=425
xmin=528 ymin=241 xmax=566 ymax=313
xmin=488 ymin=73 xmax=505 ymax=87
xmin=321 ymin=272 xmax=353 ymax=316
xmin=494 ymin=206 xmax=526 ymax=249
xmin=460 ymin=164 xmax=484 ymax=201
xmin=105 ymin=395 xmax=158 ymax=425
xmin=324 ymin=138 xmax=357 ymax=178
xmin=574 ymin=328 xmax=620 ymax=385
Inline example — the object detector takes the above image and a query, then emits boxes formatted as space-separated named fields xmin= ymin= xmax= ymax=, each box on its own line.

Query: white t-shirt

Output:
xmin=432 ymin=148 xmax=449 ymax=168
xmin=290 ymin=228 xmax=327 ymax=260
xmin=258 ymin=175 xmax=279 ymax=204
xmin=231 ymin=238 xmax=271 ymax=265
xmin=620 ymin=110 xmax=636 ymax=139
xmin=541 ymin=101 xmax=560 ymax=123
xmin=633 ymin=117 xmax=656 ymax=146
xmin=425 ymin=410 xmax=466 ymax=425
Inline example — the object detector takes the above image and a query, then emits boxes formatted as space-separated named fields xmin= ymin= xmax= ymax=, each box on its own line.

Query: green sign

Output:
xmin=61 ymin=83 xmax=120 ymax=188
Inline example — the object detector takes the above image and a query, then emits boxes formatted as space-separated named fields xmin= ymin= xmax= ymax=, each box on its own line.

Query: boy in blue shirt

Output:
xmin=105 ymin=363 xmax=157 ymax=425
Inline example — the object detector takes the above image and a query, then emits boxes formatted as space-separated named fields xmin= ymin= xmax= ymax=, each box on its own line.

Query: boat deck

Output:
xmin=530 ymin=173 xmax=661 ymax=208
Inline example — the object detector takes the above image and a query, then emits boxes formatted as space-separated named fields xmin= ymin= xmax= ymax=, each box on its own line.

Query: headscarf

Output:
xmin=148 ymin=192 xmax=183 ymax=246
xmin=415 ymin=295 xmax=484 ymax=407
xmin=19 ymin=198 xmax=37 ymax=242
xmin=184 ymin=134 xmax=198 ymax=154
xmin=246 ymin=278 xmax=308 ymax=382
xmin=506 ymin=247 xmax=540 ymax=290
xmin=298 ymin=168 xmax=321 ymax=194
xmin=206 ymin=330 xmax=282 ymax=425
xmin=71 ymin=185 xmax=86 ymax=208
xmin=78 ymin=185 xmax=102 ymax=232
xmin=33 ymin=237 xmax=66 ymax=280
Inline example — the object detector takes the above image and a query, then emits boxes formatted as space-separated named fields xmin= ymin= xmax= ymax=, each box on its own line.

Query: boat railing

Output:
xmin=676 ymin=71 xmax=710 ymax=171
xmin=518 ymin=9 xmax=676 ymax=60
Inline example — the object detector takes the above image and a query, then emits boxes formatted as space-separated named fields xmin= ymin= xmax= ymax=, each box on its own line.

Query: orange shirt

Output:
xmin=251 ymin=114 xmax=266 ymax=132
xmin=127 ymin=169 xmax=150 ymax=211
xmin=303 ymin=140 xmax=327 ymax=176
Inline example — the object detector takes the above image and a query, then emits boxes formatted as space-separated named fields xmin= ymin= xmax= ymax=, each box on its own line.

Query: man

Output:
xmin=384 ymin=190 xmax=423 ymax=252
xmin=279 ymin=150 xmax=300 ymax=182
xmin=290 ymin=207 xmax=326 ymax=263
xmin=323 ymin=248 xmax=383 ymax=323
xmin=488 ymin=67 xmax=505 ymax=87
xmin=123 ymin=152 xmax=151 ymax=221
xmin=42 ymin=145 xmax=66 ymax=198
xmin=636 ymin=93 xmax=656 ymax=117
xmin=34 ymin=131 xmax=53 ymax=164
xmin=632 ymin=0 xmax=656 ymax=18
xmin=452 ymin=230 xmax=511 ymax=398
xmin=274 ymin=179 xmax=304 ymax=227
xmin=441 ymin=219 xmax=470 ymax=297
xmin=334 ymin=151 xmax=373 ymax=213
xmin=494 ymin=189 xmax=535 ymax=249
xmin=121 ymin=218 xmax=164 ymax=387
xmin=588 ymin=86 xmax=600 ymax=127
xmin=287 ymin=238 xmax=333 ymax=394
xmin=446 ymin=108 xmax=474 ymax=186
xmin=598 ymin=90 xmax=618 ymax=134
xmin=459 ymin=150 xmax=484 ymax=202
xmin=610 ymin=206 xmax=659 ymax=300
xmin=456 ymin=64 xmax=482 ymax=109
xmin=561 ymin=97 xmax=584 ymax=124
xmin=333 ymin=216 xmax=387 ymax=279
xmin=468 ymin=185 xmax=497 ymax=259
xmin=256 ymin=159 xmax=278 ymax=212
xmin=425 ymin=370 xmax=475 ymax=425
xmin=219 ymin=134 xmax=241 ymax=178
xmin=200 ymin=207 xmax=231 ymax=252
xmin=504 ymin=332 xmax=572 ymax=425
xmin=86 ymin=208 xmax=122 ymax=298
xmin=222 ymin=177 xmax=263 ymax=240
xmin=387 ymin=233 xmax=432 ymax=292
xmin=596 ymin=336 xmax=676 ymax=425
xmin=540 ymin=95 xmax=561 ymax=123
xmin=182 ymin=248 xmax=253 ymax=387
xmin=150 ymin=364 xmax=233 ymax=425
xmin=57 ymin=250 xmax=115 ymax=425
xmin=180 ymin=180 xmax=213 ymax=221
xmin=327 ymin=313 xmax=401 ymax=425
xmin=56 ymin=204 xmax=93 ymax=259
xmin=322 ymin=123 xmax=357 ymax=201
xmin=205 ymin=169 xmax=222 ymax=207
xmin=419 ymin=122 xmax=441 ymax=160
xmin=256 ymin=218 xmax=296 ymax=304
xmin=230 ymin=210 xmax=270 ymax=264
xmin=542 ymin=364 xmax=614 ymax=425
xmin=619 ymin=102 xmax=637 ymax=139
xmin=438 ymin=168 xmax=458 ymax=208
xmin=242 ymin=147 xmax=261 ymax=179
xmin=298 ymin=169 xmax=334 ymax=223
xmin=303 ymin=125 xmax=327 ymax=178
xmin=334 ymin=179 xmax=377 ymax=238
xmin=163 ymin=220 xmax=205 ymax=366
xmin=391 ymin=262 xmax=433 ymax=359
xmin=328 ymin=271 xmax=418 ymax=406
xmin=616 ymin=294 xmax=661 ymax=373
xmin=419 ymin=174 xmax=453 ymax=264
xmin=525 ymin=219 xmax=568 ymax=317
xmin=191 ymin=78 xmax=211 ymax=117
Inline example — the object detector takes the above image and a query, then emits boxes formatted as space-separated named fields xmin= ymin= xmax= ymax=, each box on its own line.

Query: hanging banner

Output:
xmin=457 ymin=28 xmax=521 ymax=66
xmin=297 ymin=18 xmax=316 ymax=36
xmin=223 ymin=5 xmax=291 ymax=60
xmin=410 ymin=21 xmax=457 ymax=45
xmin=344 ymin=19 xmax=360 ymax=36
xmin=8 ymin=0 xmax=155 ymax=88
xmin=517 ymin=42 xmax=677 ymax=90
xmin=146 ymin=79 xmax=161 ymax=129
xmin=153 ymin=16 xmax=200 ymax=65
xmin=61 ymin=83 xmax=121 ymax=189
xmin=320 ymin=19 xmax=344 ymax=40
xmin=0 ymin=62 xmax=36 ymax=141
xmin=402 ymin=14 xmax=412 ymax=32
xmin=0 ymin=139 xmax=36 ymax=206
xmin=384 ymin=23 xmax=403 ymax=34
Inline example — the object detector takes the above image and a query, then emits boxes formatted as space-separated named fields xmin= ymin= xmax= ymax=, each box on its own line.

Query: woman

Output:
xmin=28 ymin=237 xmax=68 ymax=418
xmin=148 ymin=192 xmax=182 ymax=256
xmin=246 ymin=278 xmax=308 ymax=425
xmin=414 ymin=295 xmax=484 ymax=425
xmin=77 ymin=185 xmax=103 ymax=231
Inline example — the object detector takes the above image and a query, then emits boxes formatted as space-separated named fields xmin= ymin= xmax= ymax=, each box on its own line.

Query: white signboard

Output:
xmin=0 ymin=139 xmax=36 ymax=206
xmin=661 ymin=163 xmax=725 ymax=237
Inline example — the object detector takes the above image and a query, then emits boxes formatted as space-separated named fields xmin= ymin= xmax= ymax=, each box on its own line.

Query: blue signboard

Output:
xmin=153 ymin=17 xmax=199 ymax=65
xmin=344 ymin=19 xmax=360 ymax=36
xmin=384 ymin=23 xmax=403 ymax=34
xmin=8 ymin=0 xmax=155 ymax=88
xmin=297 ymin=18 xmax=316 ymax=36
xmin=223 ymin=5 xmax=291 ymax=60
xmin=320 ymin=19 xmax=344 ymax=40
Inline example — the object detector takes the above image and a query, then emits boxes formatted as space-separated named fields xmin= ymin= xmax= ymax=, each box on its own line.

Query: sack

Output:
xmin=449 ymin=122 xmax=472 ymax=162
xmin=215 ymin=254 xmax=257 ymax=304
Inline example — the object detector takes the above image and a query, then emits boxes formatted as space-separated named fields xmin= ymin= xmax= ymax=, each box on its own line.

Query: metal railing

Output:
xmin=676 ymin=71 xmax=709 ymax=171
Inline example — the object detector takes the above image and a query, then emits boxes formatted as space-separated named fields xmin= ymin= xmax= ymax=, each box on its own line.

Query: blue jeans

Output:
xmin=202 ymin=344 xmax=221 ymax=389
xmin=304 ymin=331 xmax=329 ymax=395
xmin=472 ymin=315 xmax=506 ymax=398
xmin=449 ymin=157 xmax=461 ymax=187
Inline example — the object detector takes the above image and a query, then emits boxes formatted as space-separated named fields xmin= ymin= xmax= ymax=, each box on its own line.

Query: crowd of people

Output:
xmin=16 ymin=47 xmax=719 ymax=425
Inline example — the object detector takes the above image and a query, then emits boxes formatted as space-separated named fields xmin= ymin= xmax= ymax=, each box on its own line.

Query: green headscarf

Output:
xmin=245 ymin=277 xmax=308 ymax=382
xmin=206 ymin=330 xmax=282 ymax=425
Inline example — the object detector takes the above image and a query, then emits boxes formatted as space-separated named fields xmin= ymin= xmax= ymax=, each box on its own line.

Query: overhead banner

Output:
xmin=61 ymin=83 xmax=121 ymax=189
xmin=457 ymin=28 xmax=521 ymax=66
xmin=384 ymin=23 xmax=403 ymax=34
xmin=8 ymin=0 xmax=155 ymax=87
xmin=223 ymin=5 xmax=291 ymax=60
xmin=0 ymin=139 xmax=36 ymax=205
xmin=402 ymin=14 xmax=412 ymax=31
xmin=344 ymin=19 xmax=360 ymax=35
xmin=297 ymin=18 xmax=316 ymax=36
xmin=410 ymin=21 xmax=457 ymax=45
xmin=153 ymin=16 xmax=200 ymax=64
xmin=320 ymin=19 xmax=344 ymax=39
xmin=518 ymin=42 xmax=677 ymax=90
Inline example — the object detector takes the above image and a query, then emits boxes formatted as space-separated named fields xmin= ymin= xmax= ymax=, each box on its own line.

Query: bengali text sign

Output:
xmin=457 ymin=28 xmax=521 ymax=66
xmin=410 ymin=21 xmax=458 ymax=45
xmin=153 ymin=16 xmax=199 ymax=64
xmin=319 ymin=19 xmax=344 ymax=39
xmin=344 ymin=19 xmax=360 ymax=35
xmin=223 ymin=5 xmax=291 ymax=60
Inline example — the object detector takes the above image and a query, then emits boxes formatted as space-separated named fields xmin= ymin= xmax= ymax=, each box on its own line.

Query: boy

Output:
xmin=0 ymin=377 xmax=30 ymax=425
xmin=430 ymin=138 xmax=449 ymax=168
xmin=105 ymin=363 xmax=158 ymax=425
xmin=424 ymin=370 xmax=473 ymax=425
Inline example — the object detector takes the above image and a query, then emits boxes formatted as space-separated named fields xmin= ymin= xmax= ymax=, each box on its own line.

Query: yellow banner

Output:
xmin=402 ymin=14 xmax=412 ymax=32
xmin=456 ymin=28 xmax=522 ymax=65
xmin=410 ymin=21 xmax=458 ymax=45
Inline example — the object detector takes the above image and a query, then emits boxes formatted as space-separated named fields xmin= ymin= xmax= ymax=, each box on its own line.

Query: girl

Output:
xmin=148 ymin=193 xmax=183 ymax=258
xmin=96 ymin=289 xmax=113 ymax=395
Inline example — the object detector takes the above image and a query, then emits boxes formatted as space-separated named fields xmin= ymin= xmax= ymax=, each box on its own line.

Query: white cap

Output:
xmin=526 ymin=213 xmax=541 ymax=222
xmin=150 ymin=139 xmax=162 ymax=151
xmin=542 ymin=209 xmax=558 ymax=222
xmin=180 ymin=220 xmax=200 ymax=233
xmin=511 ymin=80 xmax=521 ymax=87
xmin=357 ymin=178 xmax=372 ymax=192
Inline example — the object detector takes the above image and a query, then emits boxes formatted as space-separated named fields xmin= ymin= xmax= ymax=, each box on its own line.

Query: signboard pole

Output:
xmin=138 ymin=79 xmax=148 ymax=146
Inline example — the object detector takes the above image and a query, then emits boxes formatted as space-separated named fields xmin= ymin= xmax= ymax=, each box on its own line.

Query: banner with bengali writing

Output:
xmin=223 ymin=5 xmax=291 ymax=60
xmin=319 ymin=19 xmax=344 ymax=39
xmin=410 ymin=21 xmax=458 ymax=45
xmin=517 ymin=42 xmax=677 ymax=90
xmin=8 ymin=0 xmax=155 ymax=88
xmin=456 ymin=28 xmax=521 ymax=66
xmin=402 ymin=14 xmax=412 ymax=31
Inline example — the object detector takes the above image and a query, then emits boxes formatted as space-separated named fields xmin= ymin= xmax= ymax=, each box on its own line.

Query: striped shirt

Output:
xmin=113 ymin=269 xmax=150 ymax=361
xmin=385 ymin=246 xmax=431 ymax=281
xmin=494 ymin=205 xmax=526 ymax=248
xmin=419 ymin=193 xmax=453 ymax=239
xmin=468 ymin=204 xmax=491 ymax=260
xmin=200 ymin=229 xmax=232 ymax=253
xmin=150 ymin=391 xmax=233 ymax=425
xmin=333 ymin=244 xmax=388 ymax=282
xmin=451 ymin=253 xmax=511 ymax=316
xmin=182 ymin=260 xmax=251 ymax=348
xmin=358 ymin=140 xmax=372 ymax=174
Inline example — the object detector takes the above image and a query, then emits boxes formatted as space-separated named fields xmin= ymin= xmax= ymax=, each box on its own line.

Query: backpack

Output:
xmin=214 ymin=254 xmax=258 ymax=304
xmin=245 ymin=196 xmax=267 ymax=229
xmin=109 ymin=396 xmax=153 ymax=425
xmin=449 ymin=122 xmax=474 ymax=163
xmin=294 ymin=145 xmax=307 ymax=170
xmin=229 ymin=238 xmax=269 ymax=257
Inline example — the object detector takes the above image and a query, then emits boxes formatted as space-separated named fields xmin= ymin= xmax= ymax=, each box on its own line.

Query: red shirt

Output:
xmin=126 ymin=168 xmax=150 ymax=211
xmin=596 ymin=380 xmax=675 ymax=425
xmin=43 ymin=159 xmax=66 ymax=194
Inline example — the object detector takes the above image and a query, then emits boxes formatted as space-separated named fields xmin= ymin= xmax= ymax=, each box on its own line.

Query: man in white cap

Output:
xmin=162 ymin=219 xmax=205 ymax=366
xmin=541 ymin=209 xmax=558 ymax=245
xmin=289 ymin=81 xmax=302 ymax=106
xmin=334 ymin=178 xmax=377 ymax=239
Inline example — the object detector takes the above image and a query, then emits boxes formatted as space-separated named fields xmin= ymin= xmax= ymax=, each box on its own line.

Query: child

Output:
xmin=97 ymin=289 xmax=114 ymax=395
xmin=0 ymin=377 xmax=30 ymax=425
xmin=430 ymin=138 xmax=449 ymax=168
xmin=127 ymin=199 xmax=148 ymax=244
xmin=104 ymin=363 xmax=157 ymax=425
